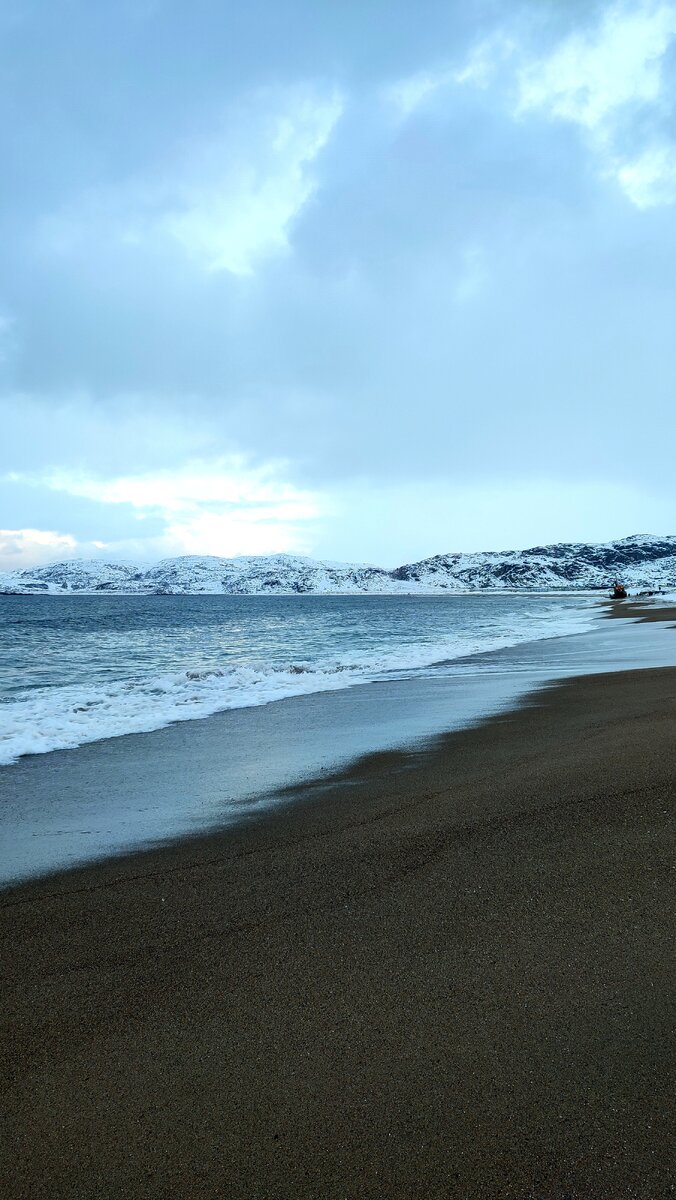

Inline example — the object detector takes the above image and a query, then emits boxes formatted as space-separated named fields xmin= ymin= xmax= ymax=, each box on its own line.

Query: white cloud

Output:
xmin=162 ymin=507 xmax=315 ymax=559
xmin=32 ymin=457 xmax=319 ymax=513
xmin=517 ymin=1 xmax=676 ymax=206
xmin=8 ymin=457 xmax=324 ymax=563
xmin=616 ymin=141 xmax=676 ymax=205
xmin=163 ymin=89 xmax=344 ymax=274
xmin=453 ymin=32 xmax=516 ymax=89
xmin=0 ymin=528 xmax=77 ymax=571
xmin=384 ymin=68 xmax=457 ymax=119
xmin=384 ymin=34 xmax=515 ymax=120
xmin=518 ymin=2 xmax=676 ymax=128
xmin=382 ymin=4 xmax=675 ymax=207
xmin=38 ymin=86 xmax=344 ymax=276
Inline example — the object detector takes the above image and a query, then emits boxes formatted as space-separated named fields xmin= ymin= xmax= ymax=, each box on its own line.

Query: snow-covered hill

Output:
xmin=0 ymin=535 xmax=674 ymax=596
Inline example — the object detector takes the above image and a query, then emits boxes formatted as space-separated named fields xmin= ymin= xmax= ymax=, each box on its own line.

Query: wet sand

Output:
xmin=604 ymin=598 xmax=676 ymax=623
xmin=3 ymin=650 xmax=675 ymax=1199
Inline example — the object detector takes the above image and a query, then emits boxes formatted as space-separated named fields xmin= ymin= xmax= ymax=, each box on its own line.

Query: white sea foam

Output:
xmin=0 ymin=600 xmax=599 ymax=766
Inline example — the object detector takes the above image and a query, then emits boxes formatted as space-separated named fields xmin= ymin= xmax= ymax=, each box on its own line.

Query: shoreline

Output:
xmin=0 ymin=591 xmax=597 ymax=784
xmin=3 ymin=627 xmax=675 ymax=1196
xmin=603 ymin=598 xmax=676 ymax=622
xmin=3 ymin=606 xmax=675 ymax=887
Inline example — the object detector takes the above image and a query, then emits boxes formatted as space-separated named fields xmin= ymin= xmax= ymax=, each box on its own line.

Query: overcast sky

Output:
xmin=1 ymin=0 xmax=675 ymax=570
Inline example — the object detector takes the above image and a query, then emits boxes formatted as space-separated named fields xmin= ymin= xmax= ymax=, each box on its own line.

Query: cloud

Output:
xmin=3 ymin=468 xmax=675 ymax=571
xmin=6 ymin=456 xmax=324 ymax=563
xmin=383 ymin=67 xmax=457 ymax=120
xmin=163 ymin=88 xmax=344 ymax=274
xmin=518 ymin=2 xmax=676 ymax=127
xmin=162 ymin=507 xmax=317 ymax=559
xmin=383 ymin=33 xmax=515 ymax=120
xmin=616 ymin=141 xmax=676 ymax=205
xmin=384 ymin=0 xmax=676 ymax=214
xmin=453 ymin=32 xmax=517 ymax=89
xmin=0 ymin=528 xmax=77 ymax=572
xmin=517 ymin=1 xmax=676 ymax=205
xmin=1 ymin=0 xmax=674 ymax=569
xmin=29 ymin=457 xmax=320 ymax=513
xmin=37 ymin=85 xmax=344 ymax=277
xmin=0 ymin=391 xmax=213 ymax=477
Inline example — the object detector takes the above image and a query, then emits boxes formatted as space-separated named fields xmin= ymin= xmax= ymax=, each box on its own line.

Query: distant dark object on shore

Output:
xmin=610 ymin=583 xmax=665 ymax=600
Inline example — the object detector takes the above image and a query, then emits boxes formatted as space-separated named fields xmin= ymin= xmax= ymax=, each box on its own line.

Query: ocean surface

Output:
xmin=0 ymin=593 xmax=598 ymax=766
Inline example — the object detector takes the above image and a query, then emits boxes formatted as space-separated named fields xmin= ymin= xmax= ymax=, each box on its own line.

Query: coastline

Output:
xmin=2 ymin=605 xmax=675 ymax=1198
xmin=2 ymin=605 xmax=675 ymax=887
xmin=603 ymin=598 xmax=676 ymax=622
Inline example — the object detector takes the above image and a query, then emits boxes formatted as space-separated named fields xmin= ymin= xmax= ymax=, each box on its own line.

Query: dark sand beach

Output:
xmin=2 ymin=614 xmax=675 ymax=1198
xmin=604 ymin=598 xmax=676 ymax=623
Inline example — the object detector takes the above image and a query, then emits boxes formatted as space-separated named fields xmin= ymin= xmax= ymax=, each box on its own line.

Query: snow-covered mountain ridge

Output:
xmin=1 ymin=535 xmax=674 ymax=596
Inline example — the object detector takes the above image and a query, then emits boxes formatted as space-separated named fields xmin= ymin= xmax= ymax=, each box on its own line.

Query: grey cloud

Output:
xmin=1 ymin=0 xmax=674 ymax=561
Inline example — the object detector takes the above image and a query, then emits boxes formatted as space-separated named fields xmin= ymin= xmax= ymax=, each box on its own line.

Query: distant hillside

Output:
xmin=0 ymin=535 xmax=674 ymax=596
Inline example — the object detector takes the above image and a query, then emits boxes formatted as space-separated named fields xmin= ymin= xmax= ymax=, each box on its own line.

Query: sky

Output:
xmin=1 ymin=0 xmax=675 ymax=570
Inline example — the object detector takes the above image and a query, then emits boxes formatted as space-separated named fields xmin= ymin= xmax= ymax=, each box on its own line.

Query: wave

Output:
xmin=0 ymin=605 xmax=597 ymax=765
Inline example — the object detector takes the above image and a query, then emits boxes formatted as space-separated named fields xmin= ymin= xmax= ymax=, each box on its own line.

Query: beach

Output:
xmin=2 ymin=606 xmax=675 ymax=1199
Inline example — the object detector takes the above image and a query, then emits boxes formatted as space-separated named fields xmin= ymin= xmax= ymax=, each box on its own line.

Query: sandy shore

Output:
xmin=604 ymin=598 xmax=676 ymax=623
xmin=2 ymin=659 xmax=675 ymax=1198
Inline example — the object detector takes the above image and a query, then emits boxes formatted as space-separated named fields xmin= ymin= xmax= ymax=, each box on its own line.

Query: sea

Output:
xmin=2 ymin=592 xmax=674 ymax=885
xmin=0 ymin=592 xmax=597 ymax=766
